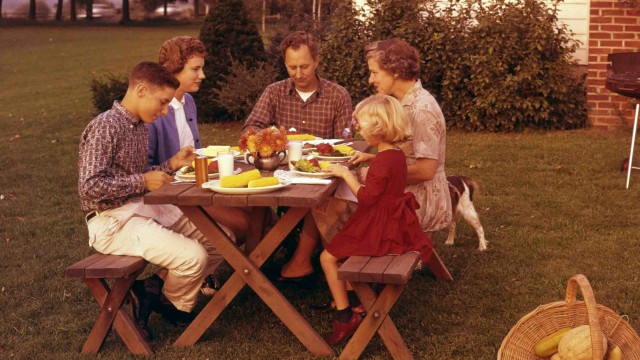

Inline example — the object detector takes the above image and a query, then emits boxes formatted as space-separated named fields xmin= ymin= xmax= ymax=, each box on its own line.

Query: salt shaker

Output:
xmin=194 ymin=156 xmax=209 ymax=188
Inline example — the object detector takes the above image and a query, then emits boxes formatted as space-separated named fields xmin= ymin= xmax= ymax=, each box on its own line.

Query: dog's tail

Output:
xmin=447 ymin=175 xmax=478 ymax=201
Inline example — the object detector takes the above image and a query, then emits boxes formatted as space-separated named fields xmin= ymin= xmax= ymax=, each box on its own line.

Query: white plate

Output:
xmin=202 ymin=180 xmax=290 ymax=194
xmin=292 ymin=169 xmax=330 ymax=178
xmin=310 ymin=152 xmax=352 ymax=162
xmin=304 ymin=139 xmax=343 ymax=146
xmin=195 ymin=149 xmax=241 ymax=159
xmin=175 ymin=171 xmax=219 ymax=181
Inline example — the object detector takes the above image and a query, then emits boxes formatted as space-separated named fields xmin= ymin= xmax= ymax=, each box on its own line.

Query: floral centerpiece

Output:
xmin=239 ymin=126 xmax=288 ymax=171
xmin=239 ymin=126 xmax=288 ymax=158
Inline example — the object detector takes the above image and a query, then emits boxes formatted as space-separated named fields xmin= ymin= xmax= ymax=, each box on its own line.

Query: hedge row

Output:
xmin=90 ymin=0 xmax=587 ymax=131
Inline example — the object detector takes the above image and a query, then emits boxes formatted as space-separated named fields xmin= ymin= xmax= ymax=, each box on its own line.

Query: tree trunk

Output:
xmin=164 ymin=0 xmax=168 ymax=16
xmin=70 ymin=0 xmax=76 ymax=20
xmin=55 ymin=0 xmax=63 ymax=20
xmin=261 ymin=0 xmax=265 ymax=33
xmin=86 ymin=0 xmax=93 ymax=21
xmin=0 ymin=0 xmax=4 ymax=20
xmin=317 ymin=0 xmax=321 ymax=23
xmin=311 ymin=0 xmax=316 ymax=20
xmin=121 ymin=0 xmax=130 ymax=22
xmin=194 ymin=0 xmax=199 ymax=17
xmin=29 ymin=0 xmax=36 ymax=20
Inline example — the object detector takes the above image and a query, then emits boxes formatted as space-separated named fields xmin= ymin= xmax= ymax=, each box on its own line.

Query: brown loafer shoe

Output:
xmin=325 ymin=313 xmax=363 ymax=345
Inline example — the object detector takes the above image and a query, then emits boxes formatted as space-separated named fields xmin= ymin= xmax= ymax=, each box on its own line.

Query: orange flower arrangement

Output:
xmin=239 ymin=126 xmax=288 ymax=158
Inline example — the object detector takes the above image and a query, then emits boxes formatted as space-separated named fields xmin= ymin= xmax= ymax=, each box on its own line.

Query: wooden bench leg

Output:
xmin=339 ymin=282 xmax=413 ymax=360
xmin=83 ymin=271 xmax=152 ymax=356
xmin=427 ymin=250 xmax=453 ymax=281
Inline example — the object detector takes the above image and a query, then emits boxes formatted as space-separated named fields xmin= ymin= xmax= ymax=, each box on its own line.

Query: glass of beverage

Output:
xmin=217 ymin=152 xmax=235 ymax=179
xmin=287 ymin=141 xmax=303 ymax=170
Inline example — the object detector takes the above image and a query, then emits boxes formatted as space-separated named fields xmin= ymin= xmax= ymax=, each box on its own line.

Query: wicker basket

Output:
xmin=498 ymin=274 xmax=640 ymax=360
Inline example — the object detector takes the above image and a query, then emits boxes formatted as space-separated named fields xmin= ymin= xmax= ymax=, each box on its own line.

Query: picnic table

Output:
xmin=143 ymin=141 xmax=369 ymax=356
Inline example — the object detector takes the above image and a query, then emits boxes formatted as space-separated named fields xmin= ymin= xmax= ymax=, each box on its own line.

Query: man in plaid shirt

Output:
xmin=243 ymin=31 xmax=353 ymax=139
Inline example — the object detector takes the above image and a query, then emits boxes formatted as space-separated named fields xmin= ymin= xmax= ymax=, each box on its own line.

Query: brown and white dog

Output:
xmin=446 ymin=176 xmax=488 ymax=251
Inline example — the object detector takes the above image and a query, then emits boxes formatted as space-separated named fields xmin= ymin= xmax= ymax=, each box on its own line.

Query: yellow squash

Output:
xmin=534 ymin=328 xmax=572 ymax=357
xmin=609 ymin=345 xmax=622 ymax=360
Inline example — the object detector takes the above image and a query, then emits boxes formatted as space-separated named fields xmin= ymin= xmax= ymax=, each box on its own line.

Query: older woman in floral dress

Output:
xmin=358 ymin=38 xmax=452 ymax=232
xmin=277 ymin=38 xmax=452 ymax=284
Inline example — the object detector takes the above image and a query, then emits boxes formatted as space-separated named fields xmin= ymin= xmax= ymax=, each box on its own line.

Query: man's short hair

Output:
xmin=158 ymin=36 xmax=206 ymax=74
xmin=128 ymin=62 xmax=180 ymax=90
xmin=279 ymin=31 xmax=319 ymax=59
xmin=365 ymin=39 xmax=421 ymax=81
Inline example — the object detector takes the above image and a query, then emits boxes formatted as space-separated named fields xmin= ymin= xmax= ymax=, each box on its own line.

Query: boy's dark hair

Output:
xmin=159 ymin=36 xmax=207 ymax=74
xmin=279 ymin=31 xmax=319 ymax=59
xmin=128 ymin=62 xmax=180 ymax=90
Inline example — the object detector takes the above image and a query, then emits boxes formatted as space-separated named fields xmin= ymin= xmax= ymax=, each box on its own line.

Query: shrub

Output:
xmin=196 ymin=0 xmax=267 ymax=122
xmin=89 ymin=73 xmax=127 ymax=114
xmin=213 ymin=60 xmax=279 ymax=121
xmin=315 ymin=0 xmax=587 ymax=131
xmin=318 ymin=1 xmax=370 ymax=102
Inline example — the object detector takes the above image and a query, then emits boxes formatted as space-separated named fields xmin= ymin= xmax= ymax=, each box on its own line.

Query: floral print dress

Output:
xmin=398 ymin=80 xmax=452 ymax=232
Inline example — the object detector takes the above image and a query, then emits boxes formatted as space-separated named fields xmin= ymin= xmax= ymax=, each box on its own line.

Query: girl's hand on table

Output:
xmin=349 ymin=151 xmax=375 ymax=165
xmin=322 ymin=164 xmax=351 ymax=179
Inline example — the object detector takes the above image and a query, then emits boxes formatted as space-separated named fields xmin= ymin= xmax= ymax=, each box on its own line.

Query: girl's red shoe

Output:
xmin=325 ymin=313 xmax=363 ymax=345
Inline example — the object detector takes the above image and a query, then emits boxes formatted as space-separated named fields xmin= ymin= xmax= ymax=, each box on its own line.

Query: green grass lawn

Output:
xmin=2 ymin=25 xmax=640 ymax=359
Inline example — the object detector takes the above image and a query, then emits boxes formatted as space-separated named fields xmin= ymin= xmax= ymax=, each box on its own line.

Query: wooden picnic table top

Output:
xmin=144 ymin=141 xmax=368 ymax=208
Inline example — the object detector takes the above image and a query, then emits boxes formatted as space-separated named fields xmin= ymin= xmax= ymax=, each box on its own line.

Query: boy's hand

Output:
xmin=169 ymin=146 xmax=197 ymax=171
xmin=144 ymin=171 xmax=172 ymax=191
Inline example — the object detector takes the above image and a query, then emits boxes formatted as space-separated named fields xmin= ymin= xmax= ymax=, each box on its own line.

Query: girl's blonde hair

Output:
xmin=355 ymin=94 xmax=412 ymax=143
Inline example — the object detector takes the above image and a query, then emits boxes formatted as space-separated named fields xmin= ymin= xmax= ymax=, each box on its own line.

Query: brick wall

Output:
xmin=588 ymin=1 xmax=640 ymax=130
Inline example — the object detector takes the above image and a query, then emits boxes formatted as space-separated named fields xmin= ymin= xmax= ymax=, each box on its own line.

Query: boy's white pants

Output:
xmin=87 ymin=205 xmax=231 ymax=312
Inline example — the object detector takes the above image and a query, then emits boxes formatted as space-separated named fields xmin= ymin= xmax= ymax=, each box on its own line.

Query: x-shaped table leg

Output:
xmin=175 ymin=205 xmax=334 ymax=356
xmin=339 ymin=282 xmax=413 ymax=360
xmin=82 ymin=268 xmax=152 ymax=356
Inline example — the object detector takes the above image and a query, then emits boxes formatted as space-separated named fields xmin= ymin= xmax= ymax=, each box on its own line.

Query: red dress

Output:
xmin=325 ymin=149 xmax=434 ymax=263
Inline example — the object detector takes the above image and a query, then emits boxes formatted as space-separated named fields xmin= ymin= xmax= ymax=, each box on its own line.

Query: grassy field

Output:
xmin=2 ymin=25 xmax=640 ymax=359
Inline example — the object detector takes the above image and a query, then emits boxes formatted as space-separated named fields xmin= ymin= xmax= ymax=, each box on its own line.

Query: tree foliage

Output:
xmin=196 ymin=0 xmax=267 ymax=122
xmin=317 ymin=0 xmax=587 ymax=131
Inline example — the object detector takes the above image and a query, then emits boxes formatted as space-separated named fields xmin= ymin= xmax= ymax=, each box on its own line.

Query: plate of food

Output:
xmin=310 ymin=143 xmax=356 ymax=162
xmin=202 ymin=178 xmax=289 ymax=195
xmin=195 ymin=146 xmax=241 ymax=159
xmin=291 ymin=158 xmax=333 ymax=177
xmin=175 ymin=160 xmax=219 ymax=181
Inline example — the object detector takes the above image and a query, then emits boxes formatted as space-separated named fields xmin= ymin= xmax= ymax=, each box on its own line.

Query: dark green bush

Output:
xmin=317 ymin=0 xmax=587 ymax=131
xmin=89 ymin=73 xmax=127 ymax=114
xmin=213 ymin=59 xmax=279 ymax=121
xmin=196 ymin=0 xmax=267 ymax=122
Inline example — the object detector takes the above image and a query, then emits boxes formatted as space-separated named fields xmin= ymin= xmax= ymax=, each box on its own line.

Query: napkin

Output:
xmin=274 ymin=170 xmax=332 ymax=185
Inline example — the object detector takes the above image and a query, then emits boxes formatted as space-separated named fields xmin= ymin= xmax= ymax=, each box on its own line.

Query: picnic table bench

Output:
xmin=337 ymin=252 xmax=427 ymax=360
xmin=65 ymin=253 xmax=152 ymax=356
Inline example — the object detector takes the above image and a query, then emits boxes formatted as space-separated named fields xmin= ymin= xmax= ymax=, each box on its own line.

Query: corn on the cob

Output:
xmin=220 ymin=169 xmax=261 ymax=188
xmin=248 ymin=177 xmax=280 ymax=188
xmin=287 ymin=134 xmax=316 ymax=141
xmin=333 ymin=145 xmax=356 ymax=155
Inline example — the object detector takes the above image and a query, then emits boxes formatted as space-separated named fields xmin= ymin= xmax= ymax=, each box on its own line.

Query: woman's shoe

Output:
xmin=325 ymin=313 xmax=363 ymax=345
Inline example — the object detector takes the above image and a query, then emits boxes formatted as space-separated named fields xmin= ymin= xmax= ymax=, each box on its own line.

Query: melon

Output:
xmin=557 ymin=325 xmax=607 ymax=360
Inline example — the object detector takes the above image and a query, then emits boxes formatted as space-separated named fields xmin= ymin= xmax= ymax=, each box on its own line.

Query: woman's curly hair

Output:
xmin=364 ymin=39 xmax=420 ymax=81
xmin=159 ymin=36 xmax=206 ymax=75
